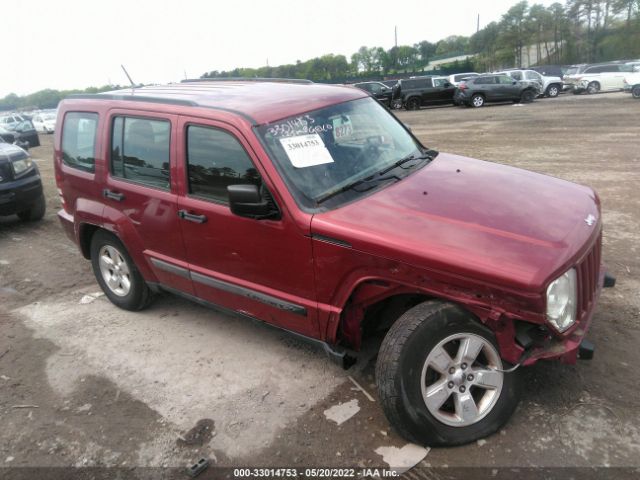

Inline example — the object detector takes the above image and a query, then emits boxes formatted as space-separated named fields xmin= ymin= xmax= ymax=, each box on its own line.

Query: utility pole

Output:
xmin=394 ymin=26 xmax=398 ymax=48
xmin=477 ymin=14 xmax=480 ymax=33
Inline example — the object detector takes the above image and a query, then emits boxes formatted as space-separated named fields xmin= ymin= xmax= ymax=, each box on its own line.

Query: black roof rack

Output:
xmin=181 ymin=77 xmax=313 ymax=85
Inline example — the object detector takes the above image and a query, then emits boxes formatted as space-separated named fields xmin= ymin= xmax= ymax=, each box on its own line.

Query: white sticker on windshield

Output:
xmin=279 ymin=134 xmax=334 ymax=168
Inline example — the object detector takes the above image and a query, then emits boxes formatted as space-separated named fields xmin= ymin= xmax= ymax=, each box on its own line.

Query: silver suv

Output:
xmin=494 ymin=69 xmax=562 ymax=97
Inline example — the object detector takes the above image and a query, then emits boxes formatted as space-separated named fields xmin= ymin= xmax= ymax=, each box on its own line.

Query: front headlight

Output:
xmin=546 ymin=268 xmax=578 ymax=332
xmin=12 ymin=157 xmax=33 ymax=176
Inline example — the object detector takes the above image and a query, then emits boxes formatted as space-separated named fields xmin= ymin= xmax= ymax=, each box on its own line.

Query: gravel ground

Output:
xmin=0 ymin=91 xmax=639 ymax=477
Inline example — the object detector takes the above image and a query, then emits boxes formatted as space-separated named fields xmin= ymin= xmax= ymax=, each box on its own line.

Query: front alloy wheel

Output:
xmin=587 ymin=82 xmax=600 ymax=94
xmin=376 ymin=301 xmax=520 ymax=446
xmin=421 ymin=333 xmax=503 ymax=426
xmin=546 ymin=85 xmax=559 ymax=97
xmin=632 ymin=85 xmax=640 ymax=99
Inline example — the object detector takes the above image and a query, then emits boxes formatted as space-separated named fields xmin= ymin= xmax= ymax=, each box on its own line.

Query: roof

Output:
xmin=70 ymin=81 xmax=367 ymax=126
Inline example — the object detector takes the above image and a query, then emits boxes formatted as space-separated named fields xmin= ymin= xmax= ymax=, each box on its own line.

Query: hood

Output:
xmin=311 ymin=153 xmax=600 ymax=292
xmin=0 ymin=141 xmax=28 ymax=162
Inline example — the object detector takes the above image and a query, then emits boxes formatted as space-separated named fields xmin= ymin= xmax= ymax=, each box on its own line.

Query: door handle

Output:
xmin=103 ymin=189 xmax=125 ymax=201
xmin=178 ymin=210 xmax=207 ymax=224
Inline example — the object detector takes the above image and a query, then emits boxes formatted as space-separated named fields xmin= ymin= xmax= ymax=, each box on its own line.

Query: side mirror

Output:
xmin=512 ymin=81 xmax=517 ymax=85
xmin=227 ymin=184 xmax=279 ymax=220
xmin=444 ymin=82 xmax=452 ymax=88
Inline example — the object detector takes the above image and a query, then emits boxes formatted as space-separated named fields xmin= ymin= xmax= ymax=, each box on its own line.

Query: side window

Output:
xmin=61 ymin=112 xmax=98 ymax=173
xmin=370 ymin=83 xmax=382 ymax=94
xmin=510 ymin=71 xmax=523 ymax=80
xmin=498 ymin=76 xmax=513 ymax=85
xmin=525 ymin=71 xmax=541 ymax=81
xmin=186 ymin=125 xmax=261 ymax=204
xmin=111 ymin=116 xmax=171 ymax=190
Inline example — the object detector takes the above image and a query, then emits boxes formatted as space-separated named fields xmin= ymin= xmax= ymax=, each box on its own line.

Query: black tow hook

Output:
xmin=578 ymin=339 xmax=595 ymax=360
xmin=604 ymin=273 xmax=616 ymax=288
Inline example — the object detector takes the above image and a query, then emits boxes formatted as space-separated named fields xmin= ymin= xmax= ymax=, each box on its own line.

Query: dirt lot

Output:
xmin=1 ymin=92 xmax=639 ymax=477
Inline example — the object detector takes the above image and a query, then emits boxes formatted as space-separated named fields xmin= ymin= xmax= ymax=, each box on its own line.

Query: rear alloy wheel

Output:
xmin=520 ymin=89 xmax=536 ymax=103
xmin=632 ymin=85 xmax=640 ymax=99
xmin=587 ymin=81 xmax=601 ymax=94
xmin=90 ymin=230 xmax=152 ymax=311
xmin=376 ymin=301 xmax=521 ymax=446
xmin=471 ymin=94 xmax=484 ymax=108
xmin=406 ymin=97 xmax=421 ymax=110
xmin=546 ymin=85 xmax=559 ymax=97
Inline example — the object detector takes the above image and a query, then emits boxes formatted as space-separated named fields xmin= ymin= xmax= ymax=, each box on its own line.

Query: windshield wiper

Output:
xmin=376 ymin=150 xmax=436 ymax=177
xmin=315 ymin=174 xmax=400 ymax=205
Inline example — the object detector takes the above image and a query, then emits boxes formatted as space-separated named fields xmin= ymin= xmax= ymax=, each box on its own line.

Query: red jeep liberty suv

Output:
xmin=54 ymin=80 xmax=613 ymax=446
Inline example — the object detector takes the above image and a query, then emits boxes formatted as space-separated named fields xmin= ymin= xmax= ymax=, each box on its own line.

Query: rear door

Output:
xmin=175 ymin=117 xmax=319 ymax=337
xmin=102 ymin=111 xmax=194 ymax=295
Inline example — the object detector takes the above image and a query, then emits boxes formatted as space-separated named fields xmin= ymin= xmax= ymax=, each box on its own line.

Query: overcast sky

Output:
xmin=3 ymin=0 xmax=556 ymax=97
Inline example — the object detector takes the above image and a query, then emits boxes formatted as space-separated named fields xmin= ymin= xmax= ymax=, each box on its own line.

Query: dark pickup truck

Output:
xmin=392 ymin=77 xmax=456 ymax=110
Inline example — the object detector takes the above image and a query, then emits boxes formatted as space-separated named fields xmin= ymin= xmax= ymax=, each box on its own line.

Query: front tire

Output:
xmin=90 ymin=230 xmax=152 ymax=311
xmin=587 ymin=81 xmax=600 ymax=94
xmin=546 ymin=85 xmax=560 ymax=97
xmin=632 ymin=85 xmax=640 ymax=99
xmin=376 ymin=301 xmax=520 ymax=447
xmin=17 ymin=193 xmax=46 ymax=222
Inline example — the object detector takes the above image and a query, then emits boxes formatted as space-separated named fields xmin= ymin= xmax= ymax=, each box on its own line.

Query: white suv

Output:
xmin=564 ymin=63 xmax=634 ymax=94
xmin=494 ymin=69 xmax=563 ymax=97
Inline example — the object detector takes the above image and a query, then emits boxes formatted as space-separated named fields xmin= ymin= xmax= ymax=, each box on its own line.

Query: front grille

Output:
xmin=577 ymin=233 xmax=601 ymax=317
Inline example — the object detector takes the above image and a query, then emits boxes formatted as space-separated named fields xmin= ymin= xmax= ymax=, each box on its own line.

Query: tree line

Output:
xmin=201 ymin=0 xmax=639 ymax=81
xmin=2 ymin=0 xmax=639 ymax=111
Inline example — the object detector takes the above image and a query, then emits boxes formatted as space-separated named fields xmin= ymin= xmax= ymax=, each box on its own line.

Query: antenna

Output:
xmin=121 ymin=65 xmax=135 ymax=87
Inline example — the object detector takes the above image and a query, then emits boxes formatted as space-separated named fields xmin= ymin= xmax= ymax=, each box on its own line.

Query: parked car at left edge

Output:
xmin=352 ymin=81 xmax=394 ymax=107
xmin=0 ymin=137 xmax=46 ymax=221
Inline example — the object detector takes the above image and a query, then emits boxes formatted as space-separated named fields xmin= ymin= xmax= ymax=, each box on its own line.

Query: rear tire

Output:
xmin=17 ymin=194 xmax=46 ymax=222
xmin=90 ymin=230 xmax=152 ymax=311
xmin=520 ymin=89 xmax=536 ymax=103
xmin=470 ymin=94 xmax=484 ymax=108
xmin=376 ymin=301 xmax=520 ymax=446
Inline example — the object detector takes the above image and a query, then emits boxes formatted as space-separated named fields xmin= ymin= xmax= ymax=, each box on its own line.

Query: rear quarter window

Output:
xmin=61 ymin=112 xmax=99 ymax=173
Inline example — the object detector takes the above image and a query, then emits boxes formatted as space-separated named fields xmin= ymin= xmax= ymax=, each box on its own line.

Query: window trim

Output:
xmin=61 ymin=111 xmax=99 ymax=174
xmin=184 ymin=122 xmax=262 ymax=206
xmin=108 ymin=113 xmax=173 ymax=192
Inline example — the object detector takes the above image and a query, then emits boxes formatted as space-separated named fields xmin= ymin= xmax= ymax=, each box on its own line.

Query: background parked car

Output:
xmin=564 ymin=63 xmax=634 ymax=94
xmin=352 ymin=81 xmax=394 ymax=107
xmin=447 ymin=72 xmax=479 ymax=86
xmin=0 ymin=121 xmax=40 ymax=149
xmin=0 ymin=138 xmax=46 ymax=221
xmin=31 ymin=112 xmax=57 ymax=133
xmin=393 ymin=76 xmax=456 ymax=110
xmin=495 ymin=69 xmax=563 ymax=97
xmin=0 ymin=113 xmax=27 ymax=131
xmin=454 ymin=74 xmax=539 ymax=107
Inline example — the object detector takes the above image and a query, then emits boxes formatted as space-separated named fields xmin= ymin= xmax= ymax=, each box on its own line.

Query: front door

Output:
xmin=175 ymin=117 xmax=319 ymax=337
xmin=102 ymin=111 xmax=194 ymax=295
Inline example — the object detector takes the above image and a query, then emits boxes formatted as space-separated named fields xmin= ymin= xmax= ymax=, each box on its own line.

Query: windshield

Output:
xmin=565 ymin=67 xmax=579 ymax=75
xmin=256 ymin=97 xmax=425 ymax=210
